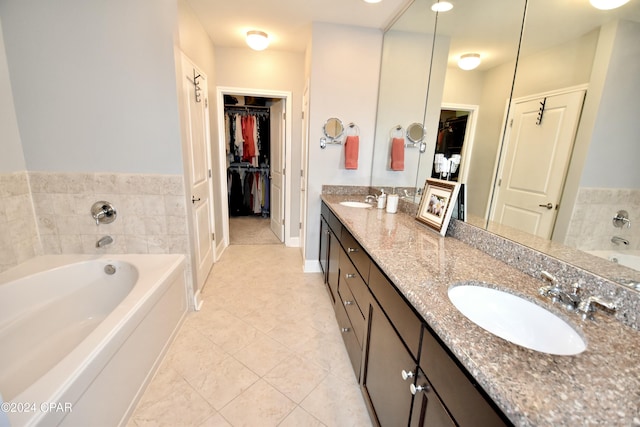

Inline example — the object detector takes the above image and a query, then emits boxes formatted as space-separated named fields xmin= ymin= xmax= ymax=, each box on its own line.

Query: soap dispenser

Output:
xmin=377 ymin=189 xmax=387 ymax=209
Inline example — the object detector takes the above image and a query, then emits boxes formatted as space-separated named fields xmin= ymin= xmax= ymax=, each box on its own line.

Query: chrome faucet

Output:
xmin=538 ymin=271 xmax=581 ymax=310
xmin=96 ymin=235 xmax=113 ymax=248
xmin=577 ymin=295 xmax=618 ymax=320
xmin=365 ymin=194 xmax=378 ymax=204
xmin=611 ymin=236 xmax=630 ymax=246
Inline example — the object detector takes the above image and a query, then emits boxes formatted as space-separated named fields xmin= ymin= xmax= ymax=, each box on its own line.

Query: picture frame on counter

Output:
xmin=416 ymin=178 xmax=461 ymax=236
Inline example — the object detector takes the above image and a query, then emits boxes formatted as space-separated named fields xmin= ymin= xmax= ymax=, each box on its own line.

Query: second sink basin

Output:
xmin=448 ymin=283 xmax=586 ymax=356
xmin=339 ymin=201 xmax=372 ymax=208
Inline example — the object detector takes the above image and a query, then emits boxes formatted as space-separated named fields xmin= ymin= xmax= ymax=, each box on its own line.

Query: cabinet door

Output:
xmin=362 ymin=301 xmax=416 ymax=427
xmin=327 ymin=228 xmax=340 ymax=304
xmin=319 ymin=217 xmax=329 ymax=279
xmin=409 ymin=371 xmax=456 ymax=427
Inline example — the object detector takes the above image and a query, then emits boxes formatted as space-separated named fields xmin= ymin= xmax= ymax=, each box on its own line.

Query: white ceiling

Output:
xmin=185 ymin=0 xmax=411 ymax=53
xmin=185 ymin=0 xmax=640 ymax=67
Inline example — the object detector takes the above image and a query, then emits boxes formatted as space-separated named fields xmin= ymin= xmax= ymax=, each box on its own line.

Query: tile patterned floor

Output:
xmin=229 ymin=217 xmax=281 ymax=245
xmin=128 ymin=245 xmax=372 ymax=427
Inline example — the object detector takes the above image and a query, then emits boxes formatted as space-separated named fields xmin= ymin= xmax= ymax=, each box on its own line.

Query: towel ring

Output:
xmin=390 ymin=125 xmax=404 ymax=139
xmin=345 ymin=122 xmax=360 ymax=136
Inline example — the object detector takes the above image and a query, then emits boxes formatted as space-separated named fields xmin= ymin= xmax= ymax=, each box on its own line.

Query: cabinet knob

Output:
xmin=343 ymin=300 xmax=354 ymax=306
xmin=341 ymin=327 xmax=351 ymax=333
xmin=345 ymin=273 xmax=356 ymax=279
xmin=401 ymin=370 xmax=415 ymax=381
xmin=410 ymin=383 xmax=431 ymax=395
xmin=347 ymin=247 xmax=358 ymax=253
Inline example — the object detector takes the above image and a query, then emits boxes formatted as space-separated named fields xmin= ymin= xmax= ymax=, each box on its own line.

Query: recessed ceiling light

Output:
xmin=246 ymin=30 xmax=269 ymax=51
xmin=431 ymin=1 xmax=454 ymax=12
xmin=363 ymin=0 xmax=383 ymax=3
xmin=458 ymin=53 xmax=481 ymax=70
xmin=589 ymin=0 xmax=629 ymax=9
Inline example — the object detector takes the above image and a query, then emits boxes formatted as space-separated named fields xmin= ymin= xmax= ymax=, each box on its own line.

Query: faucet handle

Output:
xmin=577 ymin=295 xmax=619 ymax=320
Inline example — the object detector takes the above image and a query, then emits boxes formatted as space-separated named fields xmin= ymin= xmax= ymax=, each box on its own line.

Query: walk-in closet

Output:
xmin=224 ymin=95 xmax=282 ymax=244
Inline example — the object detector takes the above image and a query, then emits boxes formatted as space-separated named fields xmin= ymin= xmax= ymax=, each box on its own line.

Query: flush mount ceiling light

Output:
xmin=458 ymin=53 xmax=481 ymax=70
xmin=246 ymin=30 xmax=269 ymax=51
xmin=363 ymin=0 xmax=383 ymax=3
xmin=431 ymin=1 xmax=454 ymax=12
xmin=589 ymin=0 xmax=629 ymax=9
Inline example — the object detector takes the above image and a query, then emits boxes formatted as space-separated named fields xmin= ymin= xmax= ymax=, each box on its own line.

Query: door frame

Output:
xmin=440 ymin=103 xmax=479 ymax=184
xmin=214 ymin=86 xmax=293 ymax=251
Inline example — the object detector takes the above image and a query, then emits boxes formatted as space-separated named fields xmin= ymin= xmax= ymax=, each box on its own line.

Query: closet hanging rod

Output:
xmin=224 ymin=105 xmax=270 ymax=111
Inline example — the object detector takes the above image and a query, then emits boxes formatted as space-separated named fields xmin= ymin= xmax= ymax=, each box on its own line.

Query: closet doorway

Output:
xmin=215 ymin=87 xmax=292 ymax=248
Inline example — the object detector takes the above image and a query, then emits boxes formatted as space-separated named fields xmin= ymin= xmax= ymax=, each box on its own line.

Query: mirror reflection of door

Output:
xmin=490 ymin=88 xmax=586 ymax=239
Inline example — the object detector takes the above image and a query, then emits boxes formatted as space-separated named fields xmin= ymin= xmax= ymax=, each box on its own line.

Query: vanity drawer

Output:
xmin=420 ymin=327 xmax=508 ymax=427
xmin=334 ymin=294 xmax=363 ymax=380
xmin=339 ymin=250 xmax=370 ymax=315
xmin=338 ymin=278 xmax=366 ymax=348
xmin=340 ymin=228 xmax=370 ymax=282
xmin=368 ymin=263 xmax=422 ymax=359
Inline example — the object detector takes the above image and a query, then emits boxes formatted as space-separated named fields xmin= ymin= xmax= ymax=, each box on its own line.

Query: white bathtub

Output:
xmin=587 ymin=250 xmax=640 ymax=271
xmin=0 ymin=254 xmax=188 ymax=427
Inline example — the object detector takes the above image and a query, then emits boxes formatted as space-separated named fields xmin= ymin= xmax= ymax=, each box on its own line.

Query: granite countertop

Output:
xmin=322 ymin=194 xmax=640 ymax=427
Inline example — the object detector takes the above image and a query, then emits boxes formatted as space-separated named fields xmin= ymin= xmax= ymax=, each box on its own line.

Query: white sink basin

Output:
xmin=448 ymin=283 xmax=586 ymax=356
xmin=339 ymin=201 xmax=372 ymax=208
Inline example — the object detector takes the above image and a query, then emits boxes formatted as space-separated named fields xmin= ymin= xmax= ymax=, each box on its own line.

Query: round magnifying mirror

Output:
xmin=406 ymin=122 xmax=426 ymax=143
xmin=323 ymin=117 xmax=344 ymax=140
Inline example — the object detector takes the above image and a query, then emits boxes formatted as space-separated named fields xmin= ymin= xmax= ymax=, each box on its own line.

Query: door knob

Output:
xmin=410 ymin=383 xmax=431 ymax=395
xmin=401 ymin=370 xmax=414 ymax=380
xmin=538 ymin=202 xmax=553 ymax=210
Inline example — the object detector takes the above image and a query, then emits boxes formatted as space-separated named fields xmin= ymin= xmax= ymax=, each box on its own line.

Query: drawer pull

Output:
xmin=401 ymin=370 xmax=414 ymax=380
xmin=343 ymin=300 xmax=354 ymax=306
xmin=345 ymin=273 xmax=356 ymax=279
xmin=341 ymin=327 xmax=351 ymax=333
xmin=410 ymin=383 xmax=431 ymax=395
xmin=347 ymin=247 xmax=358 ymax=253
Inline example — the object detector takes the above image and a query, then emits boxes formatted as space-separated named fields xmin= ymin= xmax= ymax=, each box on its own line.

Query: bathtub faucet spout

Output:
xmin=96 ymin=235 xmax=113 ymax=248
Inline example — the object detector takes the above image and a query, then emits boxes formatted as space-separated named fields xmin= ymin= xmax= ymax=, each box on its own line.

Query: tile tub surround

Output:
xmin=322 ymin=194 xmax=640 ymax=426
xmin=29 ymin=171 xmax=189 ymax=256
xmin=566 ymin=187 xmax=640 ymax=251
xmin=0 ymin=172 xmax=41 ymax=272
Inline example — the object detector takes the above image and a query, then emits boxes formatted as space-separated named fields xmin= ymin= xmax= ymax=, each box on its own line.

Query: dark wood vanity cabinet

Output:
xmin=362 ymin=297 xmax=418 ymax=427
xmin=319 ymin=202 xmax=510 ymax=427
xmin=320 ymin=204 xmax=341 ymax=305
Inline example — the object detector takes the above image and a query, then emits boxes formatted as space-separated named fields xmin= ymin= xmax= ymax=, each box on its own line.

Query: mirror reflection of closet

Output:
xmin=431 ymin=110 xmax=469 ymax=182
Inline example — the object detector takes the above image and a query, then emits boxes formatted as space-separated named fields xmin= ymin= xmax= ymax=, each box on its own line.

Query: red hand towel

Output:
xmin=345 ymin=135 xmax=359 ymax=170
xmin=391 ymin=137 xmax=405 ymax=171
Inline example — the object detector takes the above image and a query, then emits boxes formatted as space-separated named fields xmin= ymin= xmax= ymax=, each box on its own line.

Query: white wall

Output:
xmin=371 ymin=30 xmax=434 ymax=189
xmin=0 ymin=0 xmax=183 ymax=175
xmin=214 ymin=46 xmax=305 ymax=239
xmin=581 ymin=20 xmax=640 ymax=188
xmin=0 ymin=18 xmax=25 ymax=173
xmin=305 ymin=22 xmax=383 ymax=266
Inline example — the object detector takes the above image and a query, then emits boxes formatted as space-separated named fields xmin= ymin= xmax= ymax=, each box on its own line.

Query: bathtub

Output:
xmin=0 ymin=254 xmax=188 ymax=427
xmin=587 ymin=250 xmax=640 ymax=271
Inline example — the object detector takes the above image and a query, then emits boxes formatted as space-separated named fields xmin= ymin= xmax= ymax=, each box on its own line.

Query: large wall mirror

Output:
xmin=371 ymin=0 xmax=640 ymax=289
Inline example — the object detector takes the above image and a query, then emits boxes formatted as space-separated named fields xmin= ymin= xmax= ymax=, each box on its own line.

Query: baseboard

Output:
xmin=193 ymin=289 xmax=204 ymax=311
xmin=304 ymin=259 xmax=322 ymax=273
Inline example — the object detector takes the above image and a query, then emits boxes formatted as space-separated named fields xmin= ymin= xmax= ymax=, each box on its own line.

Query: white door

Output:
xmin=491 ymin=90 xmax=585 ymax=239
xmin=181 ymin=55 xmax=214 ymax=291
xmin=270 ymin=100 xmax=285 ymax=241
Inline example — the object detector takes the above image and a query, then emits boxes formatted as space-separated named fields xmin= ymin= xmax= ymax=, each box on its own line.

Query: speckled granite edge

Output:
xmin=448 ymin=219 xmax=640 ymax=331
